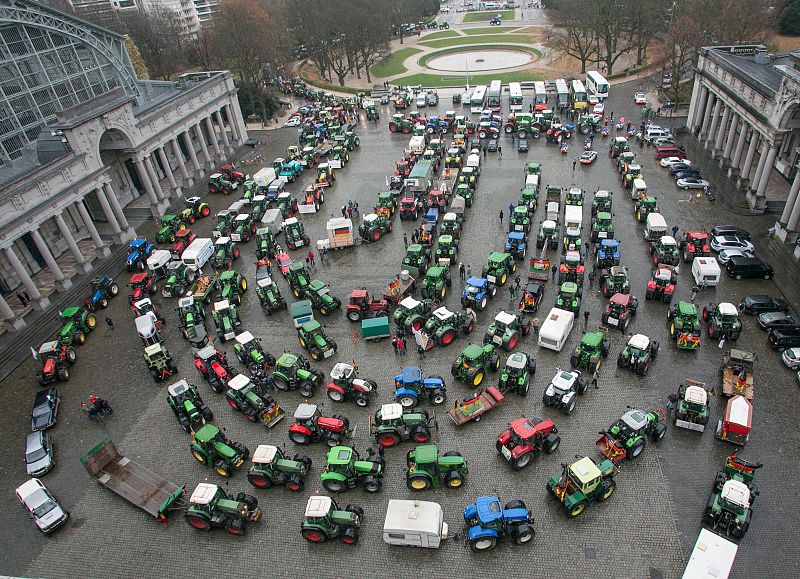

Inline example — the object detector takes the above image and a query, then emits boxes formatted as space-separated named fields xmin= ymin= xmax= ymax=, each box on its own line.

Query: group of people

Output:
xmin=340 ymin=200 xmax=360 ymax=220
xmin=81 ymin=395 xmax=113 ymax=422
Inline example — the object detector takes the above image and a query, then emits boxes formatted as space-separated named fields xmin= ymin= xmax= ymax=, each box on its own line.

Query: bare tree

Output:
xmin=660 ymin=15 xmax=703 ymax=103
xmin=546 ymin=0 xmax=598 ymax=74
xmin=189 ymin=27 xmax=218 ymax=72
xmin=119 ymin=6 xmax=186 ymax=80
xmin=592 ymin=0 xmax=637 ymax=76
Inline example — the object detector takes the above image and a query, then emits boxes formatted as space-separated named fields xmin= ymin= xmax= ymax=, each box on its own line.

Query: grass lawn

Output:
xmin=418 ymin=44 xmax=542 ymax=68
xmin=420 ymin=30 xmax=460 ymax=41
xmin=420 ymin=34 xmax=532 ymax=49
xmin=461 ymin=26 xmax=519 ymax=35
xmin=392 ymin=70 xmax=544 ymax=87
xmin=371 ymin=47 xmax=423 ymax=78
xmin=463 ymin=9 xmax=515 ymax=22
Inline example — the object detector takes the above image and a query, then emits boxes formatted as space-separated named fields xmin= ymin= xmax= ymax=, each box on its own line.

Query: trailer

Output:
xmin=190 ymin=274 xmax=219 ymax=305
xmin=545 ymin=186 xmax=561 ymax=223
xmin=291 ymin=300 xmax=314 ymax=328
xmin=404 ymin=160 xmax=434 ymax=195
xmin=318 ymin=218 xmax=355 ymax=251
xmin=715 ymin=395 xmax=752 ymax=446
xmin=384 ymin=270 xmax=417 ymax=304
xmin=253 ymin=167 xmax=277 ymax=188
xmin=81 ymin=438 xmax=185 ymax=523
xmin=438 ymin=167 xmax=460 ymax=199
xmin=720 ymin=349 xmax=754 ymax=399
xmin=682 ymin=529 xmax=738 ymax=579
xmin=383 ymin=500 xmax=449 ymax=549
xmin=447 ymin=386 xmax=506 ymax=425
xmin=261 ymin=209 xmax=283 ymax=236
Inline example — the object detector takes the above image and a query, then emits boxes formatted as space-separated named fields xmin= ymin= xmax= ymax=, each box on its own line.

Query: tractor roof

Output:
xmin=284 ymin=216 xmax=299 ymax=226
xmin=234 ymin=331 xmax=256 ymax=345
xmin=560 ymin=282 xmax=578 ymax=294
xmin=38 ymin=341 xmax=58 ymax=354
xmin=655 ymin=266 xmax=674 ymax=281
xmin=609 ymin=293 xmax=630 ymax=306
xmin=609 ymin=266 xmax=627 ymax=276
xmin=407 ymin=243 xmax=422 ymax=252
xmin=305 ymin=495 xmax=333 ymax=518
xmin=302 ymin=319 xmax=322 ymax=332
xmin=213 ymin=300 xmax=231 ymax=313
xmin=508 ymin=231 xmax=525 ymax=241
xmin=432 ymin=307 xmax=454 ymax=322
xmin=621 ymin=409 xmax=648 ymax=431
xmin=684 ymin=385 xmax=708 ymax=405
xmin=252 ymin=444 xmax=279 ymax=464
xmin=660 ymin=235 xmax=677 ymax=247
xmin=399 ymin=296 xmax=422 ymax=310
xmin=488 ymin=251 xmax=509 ymax=263
xmin=542 ymin=219 xmax=556 ymax=229
xmin=526 ymin=281 xmax=543 ymax=294
xmin=581 ymin=332 xmax=603 ymax=348
xmin=227 ymin=373 xmax=251 ymax=391
xmin=196 ymin=345 xmax=216 ymax=360
xmin=330 ymin=363 xmax=354 ymax=380
xmin=552 ymin=371 xmax=578 ymax=390
xmin=474 ymin=496 xmax=504 ymax=525
xmin=466 ymin=276 xmax=486 ymax=287
xmin=136 ymin=315 xmax=156 ymax=336
xmin=568 ymin=187 xmax=582 ymax=195
xmin=178 ymin=296 xmax=194 ymax=308
xmin=167 ymin=380 xmax=190 ymax=397
xmin=380 ymin=403 xmax=404 ymax=421
xmin=677 ymin=301 xmax=698 ymax=316
xmin=256 ymin=277 xmax=274 ymax=288
xmin=133 ymin=298 xmax=152 ymax=310
xmin=462 ymin=343 xmax=484 ymax=360
xmin=364 ymin=213 xmax=378 ymax=223
xmin=507 ymin=353 xmax=528 ymax=370
xmin=600 ymin=238 xmax=619 ymax=248
xmin=596 ymin=211 xmax=612 ymax=220
xmin=570 ymin=457 xmax=601 ymax=486
xmin=495 ymin=311 xmax=516 ymax=326
xmin=595 ymin=189 xmax=610 ymax=198
xmin=326 ymin=446 xmax=353 ymax=465
xmin=130 ymin=238 xmax=148 ymax=247
xmin=411 ymin=444 xmax=438 ymax=464
xmin=565 ymin=250 xmax=581 ymax=262
xmin=718 ymin=302 xmax=738 ymax=317
xmin=189 ymin=482 xmax=219 ymax=505
xmin=193 ymin=423 xmax=219 ymax=442
xmin=439 ymin=234 xmax=453 ymax=243
xmin=721 ymin=479 xmax=751 ymax=508
xmin=215 ymin=237 xmax=230 ymax=246
xmin=443 ymin=212 xmax=457 ymax=221
xmin=512 ymin=205 xmax=527 ymax=214
xmin=628 ymin=334 xmax=650 ymax=350
xmin=510 ymin=417 xmax=551 ymax=439
xmin=294 ymin=403 xmax=318 ymax=420
xmin=308 ymin=280 xmax=328 ymax=293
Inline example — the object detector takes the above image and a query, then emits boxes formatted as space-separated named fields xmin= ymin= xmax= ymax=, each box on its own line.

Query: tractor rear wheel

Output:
xmin=470 ymin=537 xmax=497 ymax=551
xmin=439 ymin=329 xmax=455 ymax=346
xmin=598 ymin=479 xmax=616 ymax=501
xmin=471 ymin=370 xmax=484 ymax=387
xmin=290 ymin=432 xmax=310 ymax=444
xmin=248 ymin=473 xmax=273 ymax=488
xmin=191 ymin=449 xmax=206 ymax=463
xmin=379 ymin=432 xmax=401 ymax=447
xmin=398 ymin=395 xmax=417 ymax=408
xmin=272 ymin=375 xmax=289 ymax=391
xmin=567 ymin=501 xmax=587 ymax=518
xmin=185 ymin=514 xmax=211 ymax=530
xmin=302 ymin=528 xmax=327 ymax=542
xmin=408 ymin=473 xmax=432 ymax=491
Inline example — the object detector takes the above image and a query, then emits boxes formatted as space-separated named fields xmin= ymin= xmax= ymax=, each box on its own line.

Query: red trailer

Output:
xmin=715 ymin=395 xmax=752 ymax=446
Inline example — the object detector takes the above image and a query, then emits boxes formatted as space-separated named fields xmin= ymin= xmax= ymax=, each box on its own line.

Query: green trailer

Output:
xmin=362 ymin=316 xmax=390 ymax=341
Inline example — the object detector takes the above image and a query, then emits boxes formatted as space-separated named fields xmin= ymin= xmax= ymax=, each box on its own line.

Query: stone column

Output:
xmin=76 ymin=199 xmax=111 ymax=258
xmin=691 ymin=84 xmax=708 ymax=132
xmin=700 ymin=92 xmax=715 ymax=137
xmin=781 ymin=171 xmax=800 ymax=224
xmin=706 ymin=100 xmax=722 ymax=149
xmin=4 ymin=246 xmax=48 ymax=310
xmin=0 ymin=292 xmax=25 ymax=331
xmin=715 ymin=106 xmax=731 ymax=152
xmin=721 ymin=113 xmax=738 ymax=165
xmin=750 ymin=141 xmax=770 ymax=192
xmin=182 ymin=130 xmax=203 ymax=176
xmin=754 ymin=144 xmax=779 ymax=198
xmin=144 ymin=155 xmax=166 ymax=201
xmin=95 ymin=186 xmax=123 ymax=242
xmin=171 ymin=137 xmax=193 ymax=187
xmin=31 ymin=229 xmax=71 ymax=291
xmin=104 ymin=182 xmax=134 ymax=240
xmin=686 ymin=78 xmax=701 ymax=131
xmin=134 ymin=158 xmax=160 ymax=205
xmin=55 ymin=213 xmax=91 ymax=274
xmin=226 ymin=99 xmax=248 ymax=145
xmin=194 ymin=123 xmax=213 ymax=168
xmin=157 ymin=146 xmax=182 ymax=198
xmin=786 ymin=185 xmax=800 ymax=231
xmin=215 ymin=109 xmax=232 ymax=153
xmin=225 ymin=104 xmax=242 ymax=144
xmin=731 ymin=122 xmax=748 ymax=169
xmin=205 ymin=116 xmax=223 ymax=160
xmin=740 ymin=132 xmax=760 ymax=180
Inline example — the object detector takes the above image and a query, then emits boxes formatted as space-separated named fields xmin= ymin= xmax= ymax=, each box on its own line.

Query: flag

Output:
xmin=30 ymin=346 xmax=38 ymax=360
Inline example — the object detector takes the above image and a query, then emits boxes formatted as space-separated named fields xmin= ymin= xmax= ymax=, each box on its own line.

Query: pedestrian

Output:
xmin=398 ymin=336 xmax=406 ymax=355
xmin=509 ymin=284 xmax=516 ymax=301
xmin=483 ymin=145 xmax=487 ymax=157
xmin=572 ymin=158 xmax=577 ymax=172
xmin=391 ymin=336 xmax=399 ymax=355
xmin=498 ymin=145 xmax=502 ymax=157
xmin=105 ymin=317 xmax=114 ymax=330
xmin=499 ymin=210 xmax=504 ymax=225
xmin=592 ymin=370 xmax=599 ymax=389
xmin=672 ymin=225 xmax=679 ymax=238
xmin=466 ymin=307 xmax=477 ymax=325
xmin=610 ymin=110 xmax=614 ymax=121
xmin=529 ymin=103 xmax=533 ymax=113
xmin=508 ymin=203 xmax=514 ymax=216
xmin=532 ymin=317 xmax=540 ymax=334
xmin=16 ymin=291 xmax=28 ymax=307
xmin=417 ymin=344 xmax=425 ymax=359
xmin=515 ymin=275 xmax=521 ymax=289
xmin=666 ymin=393 xmax=678 ymax=410
xmin=511 ymin=132 xmax=515 ymax=143
xmin=403 ymin=233 xmax=408 ymax=248
xmin=656 ymin=107 xmax=661 ymax=117
xmin=703 ymin=185 xmax=709 ymax=195
xmin=307 ymin=250 xmax=315 ymax=266
xmin=354 ymin=202 xmax=359 ymax=217
xmin=347 ymin=205 xmax=354 ymax=219
xmin=690 ymin=285 xmax=699 ymax=303
xmin=341 ymin=205 xmax=347 ymax=218
xmin=551 ymin=266 xmax=557 ymax=281
xmin=459 ymin=262 xmax=466 ymax=281
xmin=467 ymin=263 xmax=472 ymax=278
xmin=583 ymin=310 xmax=590 ymax=331
xmin=700 ymin=280 xmax=708 ymax=293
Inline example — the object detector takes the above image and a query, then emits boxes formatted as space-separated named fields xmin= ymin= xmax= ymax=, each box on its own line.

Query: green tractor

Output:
xmin=509 ymin=206 xmax=531 ymax=233
xmin=389 ymin=113 xmax=413 ymax=133
xmin=225 ymin=374 xmax=285 ymax=428
xmin=270 ymin=352 xmax=324 ymax=396
xmin=434 ymin=235 xmax=458 ymax=266
xmin=634 ymin=196 xmax=658 ymax=222
xmin=358 ymin=213 xmax=393 ymax=243
xmin=402 ymin=243 xmax=431 ymax=275
xmin=703 ymin=454 xmax=761 ymax=539
xmin=301 ymin=495 xmax=363 ymax=544
xmin=57 ymin=306 xmax=97 ymax=346
xmin=420 ymin=266 xmax=452 ymax=300
xmin=233 ymin=331 xmax=277 ymax=372
xmin=375 ymin=191 xmax=396 ymax=218
xmin=211 ymin=299 xmax=241 ymax=342
xmin=166 ymin=379 xmax=213 ymax=433
xmin=283 ymin=217 xmax=312 ymax=249
xmin=451 ymin=343 xmax=501 ymax=387
xmin=320 ymin=446 xmax=385 ymax=493
xmin=143 ymin=343 xmax=178 ymax=382
xmin=600 ymin=266 xmax=630 ymax=297
xmin=366 ymin=104 xmax=379 ymax=121
xmin=256 ymin=275 xmax=286 ymax=314
xmin=213 ymin=209 xmax=235 ymax=238
xmin=498 ymin=352 xmax=537 ymax=396
xmin=231 ymin=213 xmax=257 ymax=243
xmin=184 ymin=483 xmax=261 ymax=536
xmin=248 ymin=444 xmax=312 ymax=491
xmin=565 ymin=187 xmax=584 ymax=206
xmin=546 ymin=456 xmax=619 ymax=518
xmin=481 ymin=251 xmax=516 ymax=287
xmin=255 ymin=227 xmax=276 ymax=260
xmin=702 ymin=302 xmax=742 ymax=340
xmin=519 ymin=187 xmax=538 ymax=213
xmin=182 ymin=196 xmax=211 ymax=221
xmin=536 ymin=219 xmax=560 ymax=250
xmin=176 ymin=297 xmax=205 ymax=339
xmin=189 ymin=423 xmax=250 ymax=478
xmin=298 ymin=320 xmax=337 ymax=361
xmin=370 ymin=403 xmax=436 ymax=448
xmin=590 ymin=212 xmax=614 ymax=242
xmin=286 ymin=261 xmax=311 ymax=298
xmin=161 ymin=261 xmax=196 ymax=298
xmin=393 ymin=296 xmax=434 ymax=331
xmin=211 ymin=237 xmax=240 ymax=270
xmin=667 ymin=301 xmax=702 ymax=350
xmin=304 ymin=280 xmax=341 ymax=315
xmin=591 ymin=189 xmax=613 ymax=215
xmin=617 ymin=333 xmax=659 ymax=376
xmin=406 ymin=444 xmax=469 ymax=491
xmin=208 ymin=172 xmax=238 ymax=195
xmin=218 ymin=270 xmax=247 ymax=305
xmin=422 ymin=306 xmax=474 ymax=347
xmin=595 ymin=408 xmax=667 ymax=461
xmin=441 ymin=212 xmax=462 ymax=239
xmin=155 ymin=214 xmax=186 ymax=244
xmin=484 ymin=310 xmax=532 ymax=352
xmin=455 ymin=182 xmax=473 ymax=207
xmin=555 ymin=282 xmax=582 ymax=314
xmin=570 ymin=331 xmax=610 ymax=373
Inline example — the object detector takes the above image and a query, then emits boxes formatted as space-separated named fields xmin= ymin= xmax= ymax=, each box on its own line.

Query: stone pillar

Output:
xmin=76 ymin=199 xmax=111 ymax=258
xmin=55 ymin=213 xmax=92 ymax=274
xmin=134 ymin=158 xmax=160 ymax=205
xmin=215 ymin=109 xmax=233 ymax=153
xmin=700 ymin=92 xmax=715 ymax=137
xmin=205 ymin=116 xmax=223 ymax=160
xmin=31 ymin=229 xmax=71 ymax=291
xmin=157 ymin=146 xmax=182 ymax=198
xmin=750 ymin=141 xmax=769 ymax=193
xmin=104 ymin=182 xmax=134 ymax=241
xmin=754 ymin=145 xmax=778 ymax=198
xmin=786 ymin=185 xmax=800 ymax=231
xmin=171 ymin=137 xmax=193 ymax=187
xmin=715 ymin=106 xmax=731 ymax=152
xmin=0 ymin=292 xmax=25 ymax=331
xmin=195 ymin=123 xmax=213 ymax=168
xmin=182 ymin=130 xmax=203 ymax=176
xmin=706 ymin=100 xmax=722 ymax=149
xmin=781 ymin=171 xmax=800 ymax=224
xmin=226 ymin=99 xmax=248 ymax=145
xmin=690 ymin=84 xmax=708 ymax=132
xmin=740 ymin=132 xmax=760 ymax=180
xmin=95 ymin=186 xmax=123 ymax=244
xmin=731 ymin=122 xmax=748 ymax=169
xmin=225 ymin=104 xmax=242 ymax=144
xmin=144 ymin=155 xmax=166 ymax=201
xmin=686 ymin=78 xmax=701 ymax=131
xmin=4 ymin=246 xmax=48 ymax=310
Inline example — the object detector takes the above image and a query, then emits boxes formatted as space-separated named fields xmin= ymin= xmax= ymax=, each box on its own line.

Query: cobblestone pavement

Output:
xmin=2 ymin=86 xmax=798 ymax=579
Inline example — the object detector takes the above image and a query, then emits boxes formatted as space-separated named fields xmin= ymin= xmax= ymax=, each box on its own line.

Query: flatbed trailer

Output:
xmin=720 ymin=349 xmax=754 ymax=399
xmin=81 ymin=438 xmax=185 ymax=522
xmin=190 ymin=274 xmax=219 ymax=304
xmin=447 ymin=386 xmax=506 ymax=425
xmin=384 ymin=270 xmax=417 ymax=304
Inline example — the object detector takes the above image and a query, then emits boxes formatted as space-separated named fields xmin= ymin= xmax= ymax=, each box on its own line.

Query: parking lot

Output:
xmin=2 ymin=83 xmax=798 ymax=579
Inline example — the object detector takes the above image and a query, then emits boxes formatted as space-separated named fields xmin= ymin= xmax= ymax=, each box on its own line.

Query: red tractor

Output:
xmin=395 ymin=160 xmax=411 ymax=177
xmin=346 ymin=289 xmax=389 ymax=322
xmin=220 ymin=163 xmax=246 ymax=184
xmin=399 ymin=196 xmax=422 ymax=221
xmin=304 ymin=184 xmax=326 ymax=209
xmin=496 ymin=416 xmax=561 ymax=470
xmin=602 ymin=293 xmax=638 ymax=332
xmin=128 ymin=272 xmax=157 ymax=303
xmin=425 ymin=189 xmax=446 ymax=210
xmin=171 ymin=229 xmax=197 ymax=259
xmin=680 ymin=231 xmax=711 ymax=263
xmin=35 ymin=341 xmax=75 ymax=385
xmin=289 ymin=403 xmax=353 ymax=446
xmin=645 ymin=265 xmax=676 ymax=303
xmin=194 ymin=345 xmax=237 ymax=393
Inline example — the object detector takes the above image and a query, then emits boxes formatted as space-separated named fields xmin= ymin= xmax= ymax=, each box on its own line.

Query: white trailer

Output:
xmin=409 ymin=135 xmax=426 ymax=154
xmin=382 ymin=500 xmax=449 ymax=549
xmin=253 ymin=167 xmax=277 ymax=187
xmin=682 ymin=529 xmax=738 ymax=579
xmin=317 ymin=218 xmax=354 ymax=250
xmin=564 ymin=205 xmax=582 ymax=231
xmin=538 ymin=307 xmax=574 ymax=352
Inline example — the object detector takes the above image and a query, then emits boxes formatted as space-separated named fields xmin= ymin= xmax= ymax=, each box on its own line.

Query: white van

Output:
xmin=644 ymin=213 xmax=667 ymax=241
xmin=383 ymin=500 xmax=448 ymax=548
xmin=538 ymin=307 xmax=574 ymax=352
xmin=409 ymin=135 xmax=426 ymax=154
xmin=181 ymin=237 xmax=214 ymax=272
xmin=416 ymin=92 xmax=428 ymax=108
xmin=466 ymin=153 xmax=481 ymax=174
xmin=632 ymin=178 xmax=647 ymax=200
xmin=692 ymin=257 xmax=721 ymax=287
xmin=645 ymin=126 xmax=671 ymax=143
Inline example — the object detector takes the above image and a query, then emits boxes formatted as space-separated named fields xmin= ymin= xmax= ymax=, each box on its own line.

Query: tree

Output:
xmin=188 ymin=28 xmax=218 ymax=72
xmin=624 ymin=0 xmax=670 ymax=66
xmin=659 ymin=15 xmax=703 ymax=104
xmin=118 ymin=6 xmax=186 ymax=80
xmin=781 ymin=0 xmax=800 ymax=35
xmin=546 ymin=0 xmax=597 ymax=74
xmin=592 ymin=0 xmax=636 ymax=76
xmin=124 ymin=35 xmax=149 ymax=80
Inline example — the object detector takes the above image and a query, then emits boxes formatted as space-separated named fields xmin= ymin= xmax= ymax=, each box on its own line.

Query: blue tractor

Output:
xmin=393 ymin=366 xmax=447 ymax=409
xmin=596 ymin=239 xmax=621 ymax=269
xmin=504 ymin=232 xmax=527 ymax=261
xmin=463 ymin=496 xmax=535 ymax=551
xmin=126 ymin=238 xmax=156 ymax=271
xmin=85 ymin=275 xmax=120 ymax=310
xmin=461 ymin=276 xmax=496 ymax=311
xmin=426 ymin=116 xmax=449 ymax=135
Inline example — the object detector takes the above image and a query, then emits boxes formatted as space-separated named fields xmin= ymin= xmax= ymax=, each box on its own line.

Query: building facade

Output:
xmin=0 ymin=0 xmax=247 ymax=331
xmin=58 ymin=0 xmax=201 ymax=37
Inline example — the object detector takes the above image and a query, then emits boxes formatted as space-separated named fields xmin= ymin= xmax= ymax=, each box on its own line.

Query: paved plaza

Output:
xmin=1 ymin=85 xmax=798 ymax=579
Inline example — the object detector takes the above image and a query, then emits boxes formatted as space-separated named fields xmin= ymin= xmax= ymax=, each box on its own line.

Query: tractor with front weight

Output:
xmin=255 ymin=227 xmax=276 ymax=260
xmin=211 ymin=299 xmax=240 ymax=342
xmin=542 ymin=369 xmax=588 ymax=415
xmin=370 ymin=403 xmax=436 ymax=448
xmin=435 ymin=235 xmax=458 ymax=266
xmin=283 ymin=217 xmax=312 ymax=250
xmin=393 ymin=296 xmax=433 ymax=331
xmin=231 ymin=213 xmax=257 ymax=243
xmin=271 ymin=352 xmax=324 ymax=397
xmin=290 ymin=403 xmax=353 ymax=446
xmin=182 ymin=196 xmax=210 ymax=222
xmin=617 ymin=333 xmax=659 ymax=376
xmin=358 ymin=213 xmax=393 ymax=243
xmin=595 ymin=408 xmax=667 ymax=461
xmin=406 ymin=444 xmax=468 ymax=491
xmin=184 ymin=483 xmax=260 ymax=536
xmin=155 ymin=214 xmax=186 ymax=244
xmin=193 ymin=345 xmax=235 ymax=393
xmin=326 ymin=362 xmax=377 ymax=407
xmin=320 ymin=445 xmax=385 ymax=494
xmin=161 ymin=261 xmax=196 ymax=298
xmin=304 ymin=280 xmax=341 ymax=316
xmin=546 ymin=456 xmax=619 ymax=518
xmin=402 ymin=244 xmax=431 ymax=275
xmin=673 ymin=379 xmax=711 ymax=432
xmin=601 ymin=266 xmax=630 ymax=297
xmin=57 ymin=306 xmax=96 ymax=346
xmin=509 ymin=206 xmax=531 ymax=233
xmin=143 ymin=343 xmax=178 ymax=383
xmin=590 ymin=212 xmax=614 ymax=242
xmin=570 ymin=331 xmax=610 ymax=373
xmin=35 ymin=341 xmax=75 ymax=385
xmin=211 ymin=237 xmax=240 ymax=270
xmin=126 ymin=238 xmax=156 ymax=272
xmin=505 ymin=232 xmax=527 ymax=260
xmin=85 ymin=275 xmax=120 ymax=310
xmin=482 ymin=251 xmax=516 ymax=287
xmin=496 ymin=416 xmax=561 ymax=470
xmin=702 ymin=302 xmax=742 ymax=341
xmin=225 ymin=374 xmax=285 ymax=428
xmin=393 ymin=366 xmax=447 ymax=409
xmin=233 ymin=331 xmax=276 ymax=373
xmin=484 ymin=310 xmax=531 ymax=352
xmin=298 ymin=320 xmax=337 ymax=361
xmin=602 ymin=292 xmax=638 ymax=332
xmin=346 ymin=289 xmax=389 ymax=322
xmin=451 ymin=343 xmax=500 ymax=387
xmin=596 ymin=239 xmax=621 ymax=269
xmin=667 ymin=301 xmax=702 ymax=349
xmin=301 ymin=496 xmax=363 ymax=544
xmin=463 ymin=496 xmax=535 ymax=551
xmin=703 ymin=454 xmax=761 ymax=539
xmin=498 ymin=352 xmax=536 ymax=396
xmin=422 ymin=306 xmax=474 ymax=348
xmin=166 ymin=379 xmax=213 ymax=433
xmin=591 ymin=189 xmax=612 ymax=215
xmin=248 ymin=444 xmax=312 ymax=491
xmin=208 ymin=173 xmax=238 ymax=195
xmin=461 ymin=276 xmax=496 ymax=311
xmin=189 ymin=423 xmax=250 ymax=477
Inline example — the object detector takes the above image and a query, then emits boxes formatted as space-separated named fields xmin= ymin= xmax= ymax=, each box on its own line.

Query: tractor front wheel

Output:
xmin=408 ymin=474 xmax=432 ymax=491
xmin=327 ymin=389 xmax=345 ymax=403
xmin=225 ymin=519 xmax=246 ymax=536
xmin=628 ymin=438 xmax=646 ymax=459
xmin=361 ymin=476 xmax=381 ymax=493
xmin=398 ymin=395 xmax=417 ymax=408
xmin=191 ymin=449 xmax=206 ymax=463
xmin=248 ymin=473 xmax=273 ymax=488
xmin=445 ymin=471 xmax=464 ymax=488
xmin=323 ymin=479 xmax=346 ymax=493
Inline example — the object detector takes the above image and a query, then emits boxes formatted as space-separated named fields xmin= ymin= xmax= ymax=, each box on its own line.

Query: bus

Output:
xmin=487 ymin=80 xmax=502 ymax=111
xmin=570 ymin=79 xmax=588 ymax=110
xmin=586 ymin=70 xmax=610 ymax=100
xmin=555 ymin=79 xmax=569 ymax=108
xmin=470 ymin=85 xmax=487 ymax=114
xmin=508 ymin=82 xmax=523 ymax=112
xmin=534 ymin=81 xmax=547 ymax=106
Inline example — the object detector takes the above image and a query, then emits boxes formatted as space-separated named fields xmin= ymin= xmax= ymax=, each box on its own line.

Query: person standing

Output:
xmin=672 ymin=225 xmax=679 ymax=238
xmin=509 ymin=284 xmax=516 ymax=301
xmin=583 ymin=310 xmax=590 ymax=331
xmin=459 ymin=262 xmax=466 ymax=281
xmin=498 ymin=145 xmax=502 ymax=157
xmin=467 ymin=263 xmax=472 ymax=278
xmin=16 ymin=291 xmax=29 ymax=307
xmin=508 ymin=203 xmax=514 ymax=216
xmin=515 ymin=275 xmax=521 ymax=289
xmin=592 ymin=369 xmax=599 ymax=389
xmin=341 ymin=205 xmax=347 ymax=218
xmin=391 ymin=336 xmax=399 ymax=355
xmin=307 ymin=251 xmax=315 ymax=266
xmin=551 ymin=266 xmax=557 ymax=281
xmin=572 ymin=158 xmax=577 ymax=172
xmin=499 ymin=210 xmax=504 ymax=225
xmin=532 ymin=317 xmax=540 ymax=334
xmin=105 ymin=317 xmax=114 ymax=330
xmin=690 ymin=285 xmax=699 ymax=303
xmin=403 ymin=233 xmax=408 ymax=248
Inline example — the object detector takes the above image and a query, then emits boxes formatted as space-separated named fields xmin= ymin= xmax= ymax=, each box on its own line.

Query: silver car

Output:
xmin=25 ymin=431 xmax=55 ymax=477
xmin=782 ymin=347 xmax=800 ymax=371
xmin=15 ymin=478 xmax=69 ymax=534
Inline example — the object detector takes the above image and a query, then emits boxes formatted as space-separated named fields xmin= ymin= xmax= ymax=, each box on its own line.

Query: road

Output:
xmin=2 ymin=84 xmax=797 ymax=579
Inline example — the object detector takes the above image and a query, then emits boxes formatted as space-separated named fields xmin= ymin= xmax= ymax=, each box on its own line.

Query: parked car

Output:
xmin=768 ymin=327 xmax=800 ymax=349
xmin=580 ymin=151 xmax=597 ymax=164
xmin=676 ymin=177 xmax=710 ymax=190
xmin=739 ymin=295 xmax=788 ymax=315
xmin=487 ymin=140 xmax=498 ymax=152
xmin=674 ymin=169 xmax=702 ymax=180
xmin=593 ymin=103 xmax=605 ymax=115
xmin=634 ymin=92 xmax=647 ymax=105
xmin=15 ymin=478 xmax=69 ymax=534
xmin=711 ymin=225 xmax=752 ymax=240
xmin=284 ymin=117 xmax=301 ymax=128
xmin=669 ymin=162 xmax=695 ymax=174
xmin=25 ymin=431 xmax=55 ymax=477
xmin=716 ymin=248 xmax=753 ymax=264
xmin=588 ymin=95 xmax=600 ymax=106
xmin=517 ymin=139 xmax=528 ymax=153
xmin=31 ymin=388 xmax=60 ymax=432
xmin=660 ymin=157 xmax=691 ymax=168
xmin=726 ymin=256 xmax=773 ymax=280
xmin=758 ymin=311 xmax=799 ymax=330
xmin=781 ymin=347 xmax=800 ymax=370
xmin=711 ymin=236 xmax=754 ymax=253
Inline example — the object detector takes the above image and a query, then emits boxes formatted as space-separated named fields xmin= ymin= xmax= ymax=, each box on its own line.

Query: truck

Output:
xmin=563 ymin=205 xmax=583 ymax=252
xmin=81 ymin=438 xmax=185 ymax=523
xmin=253 ymin=167 xmax=277 ymax=188
xmin=383 ymin=500 xmax=449 ymax=549
xmin=438 ymin=167 xmax=460 ymax=199
xmin=545 ymin=185 xmax=561 ymax=223
xmin=317 ymin=218 xmax=355 ymax=251
xmin=682 ymin=529 xmax=738 ymax=579
xmin=721 ymin=349 xmax=754 ymax=399
xmin=404 ymin=160 xmax=434 ymax=197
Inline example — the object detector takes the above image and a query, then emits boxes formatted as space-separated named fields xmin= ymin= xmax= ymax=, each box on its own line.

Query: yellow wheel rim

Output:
xmin=215 ymin=466 xmax=229 ymax=477
xmin=449 ymin=477 xmax=462 ymax=488
xmin=500 ymin=273 xmax=507 ymax=285
xmin=670 ymin=322 xmax=675 ymax=336
xmin=410 ymin=478 xmax=428 ymax=490
xmin=603 ymin=486 xmax=614 ymax=499
xmin=192 ymin=450 xmax=204 ymax=463
xmin=441 ymin=286 xmax=446 ymax=299
xmin=293 ymin=289 xmax=300 ymax=298
xmin=87 ymin=315 xmax=96 ymax=329
xmin=241 ymin=279 xmax=247 ymax=290
xmin=473 ymin=372 xmax=483 ymax=386
xmin=299 ymin=337 xmax=306 ymax=348
xmin=571 ymin=503 xmax=585 ymax=516
xmin=179 ymin=223 xmax=187 ymax=230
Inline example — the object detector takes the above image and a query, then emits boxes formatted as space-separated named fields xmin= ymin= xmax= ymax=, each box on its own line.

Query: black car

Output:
xmin=768 ymin=327 xmax=800 ymax=349
xmin=739 ymin=295 xmax=789 ymax=315
xmin=31 ymin=388 xmax=60 ymax=432
xmin=712 ymin=225 xmax=751 ymax=240
xmin=517 ymin=139 xmax=529 ymax=153
xmin=487 ymin=139 xmax=498 ymax=152
xmin=674 ymin=169 xmax=701 ymax=180
xmin=669 ymin=163 xmax=694 ymax=174
xmin=757 ymin=312 xmax=799 ymax=330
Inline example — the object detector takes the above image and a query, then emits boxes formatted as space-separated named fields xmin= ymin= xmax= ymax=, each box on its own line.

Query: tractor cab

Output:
xmin=608 ymin=293 xmax=634 ymax=316
xmin=426 ymin=189 xmax=446 ymax=208
xmin=597 ymin=239 xmax=620 ymax=267
xmin=652 ymin=265 xmax=676 ymax=288
xmin=592 ymin=190 xmax=612 ymax=213
xmin=615 ymin=410 xmax=649 ymax=438
xmin=720 ymin=480 xmax=751 ymax=514
xmin=520 ymin=281 xmax=544 ymax=313
xmin=504 ymin=353 xmax=532 ymax=381
xmin=508 ymin=416 xmax=552 ymax=446
xmin=682 ymin=384 xmax=708 ymax=413
xmin=566 ymin=188 xmax=584 ymax=205
xmin=567 ymin=456 xmax=603 ymax=495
